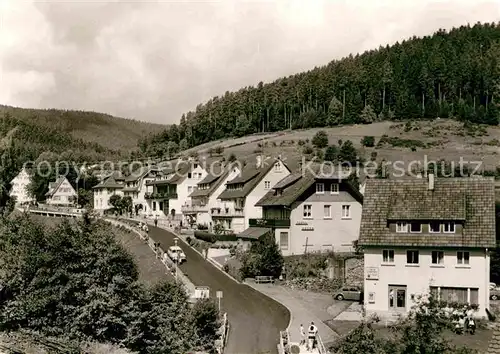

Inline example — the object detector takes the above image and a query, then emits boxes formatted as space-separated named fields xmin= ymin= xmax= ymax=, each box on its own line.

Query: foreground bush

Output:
xmin=0 ymin=214 xmax=219 ymax=353
xmin=331 ymin=294 xmax=479 ymax=354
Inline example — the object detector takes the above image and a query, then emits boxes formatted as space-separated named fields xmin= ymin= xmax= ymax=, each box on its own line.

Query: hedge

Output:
xmin=194 ymin=231 xmax=238 ymax=243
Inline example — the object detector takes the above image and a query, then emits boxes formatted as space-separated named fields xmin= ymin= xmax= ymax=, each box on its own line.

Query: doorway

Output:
xmin=388 ymin=285 xmax=407 ymax=311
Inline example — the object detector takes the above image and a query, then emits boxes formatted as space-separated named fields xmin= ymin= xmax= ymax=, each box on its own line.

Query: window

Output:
xmin=316 ymin=183 xmax=324 ymax=194
xmin=279 ymin=232 xmax=289 ymax=250
xmin=457 ymin=251 xmax=470 ymax=265
xmin=396 ymin=222 xmax=408 ymax=233
xmin=383 ymin=250 xmax=394 ymax=263
xmin=431 ymin=251 xmax=444 ymax=265
xmin=443 ymin=222 xmax=455 ymax=233
xmin=274 ymin=163 xmax=281 ymax=172
xmin=410 ymin=222 xmax=421 ymax=233
xmin=330 ymin=183 xmax=339 ymax=194
xmin=323 ymin=205 xmax=331 ymax=218
xmin=341 ymin=205 xmax=350 ymax=219
xmin=303 ymin=204 xmax=312 ymax=218
xmin=188 ymin=186 xmax=192 ymax=193
xmin=264 ymin=181 xmax=271 ymax=189
xmin=429 ymin=222 xmax=440 ymax=233
xmin=406 ymin=250 xmax=419 ymax=264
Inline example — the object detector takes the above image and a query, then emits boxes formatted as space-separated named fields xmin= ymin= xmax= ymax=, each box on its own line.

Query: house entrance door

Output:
xmin=388 ymin=285 xmax=407 ymax=311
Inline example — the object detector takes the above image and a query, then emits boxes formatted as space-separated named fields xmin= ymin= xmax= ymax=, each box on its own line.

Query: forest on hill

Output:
xmin=140 ymin=22 xmax=500 ymax=157
xmin=0 ymin=105 xmax=165 ymax=163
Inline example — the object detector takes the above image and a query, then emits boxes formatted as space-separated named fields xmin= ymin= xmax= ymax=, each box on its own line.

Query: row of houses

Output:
xmin=10 ymin=156 xmax=497 ymax=319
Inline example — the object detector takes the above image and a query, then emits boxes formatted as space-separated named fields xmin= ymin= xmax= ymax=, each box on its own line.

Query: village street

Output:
xmin=148 ymin=226 xmax=290 ymax=354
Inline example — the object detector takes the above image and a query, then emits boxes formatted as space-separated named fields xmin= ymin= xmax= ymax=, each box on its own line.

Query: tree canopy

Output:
xmin=0 ymin=214 xmax=219 ymax=353
xmin=142 ymin=23 xmax=500 ymax=156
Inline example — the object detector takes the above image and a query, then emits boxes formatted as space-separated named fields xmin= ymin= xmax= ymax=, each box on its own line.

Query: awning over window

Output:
xmin=237 ymin=227 xmax=272 ymax=240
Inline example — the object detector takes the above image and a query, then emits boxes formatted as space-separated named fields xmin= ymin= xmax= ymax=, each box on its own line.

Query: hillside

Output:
xmin=186 ymin=119 xmax=500 ymax=178
xmin=142 ymin=22 xmax=500 ymax=157
xmin=0 ymin=105 xmax=165 ymax=162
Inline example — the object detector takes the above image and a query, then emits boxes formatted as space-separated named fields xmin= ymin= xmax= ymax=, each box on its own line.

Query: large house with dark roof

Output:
xmin=144 ymin=159 xmax=207 ymax=221
xmin=92 ymin=173 xmax=124 ymax=213
xmin=255 ymin=172 xmax=363 ymax=255
xmin=213 ymin=156 xmax=290 ymax=234
xmin=182 ymin=161 xmax=241 ymax=229
xmin=359 ymin=174 xmax=496 ymax=318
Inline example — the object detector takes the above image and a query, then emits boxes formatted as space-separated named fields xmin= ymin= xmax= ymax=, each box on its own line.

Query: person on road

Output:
xmin=299 ymin=324 xmax=305 ymax=346
xmin=308 ymin=321 xmax=318 ymax=351
xmin=154 ymin=216 xmax=158 ymax=227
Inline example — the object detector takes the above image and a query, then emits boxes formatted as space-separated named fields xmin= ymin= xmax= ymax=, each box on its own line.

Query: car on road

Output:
xmin=333 ymin=286 xmax=363 ymax=301
xmin=491 ymin=288 xmax=500 ymax=301
xmin=167 ymin=245 xmax=186 ymax=264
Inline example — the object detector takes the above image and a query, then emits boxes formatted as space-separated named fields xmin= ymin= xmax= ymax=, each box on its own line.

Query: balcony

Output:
xmin=249 ymin=218 xmax=291 ymax=228
xmin=181 ymin=204 xmax=209 ymax=213
xmin=144 ymin=192 xmax=178 ymax=200
xmin=210 ymin=207 xmax=244 ymax=218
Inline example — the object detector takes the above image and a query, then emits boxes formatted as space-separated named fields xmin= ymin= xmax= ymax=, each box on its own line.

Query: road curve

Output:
xmin=149 ymin=226 xmax=290 ymax=354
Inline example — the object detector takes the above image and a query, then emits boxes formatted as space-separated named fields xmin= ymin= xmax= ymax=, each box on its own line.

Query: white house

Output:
xmin=214 ymin=156 xmax=291 ymax=234
xmin=45 ymin=176 xmax=77 ymax=206
xmin=92 ymin=174 xmax=124 ymax=213
xmin=182 ymin=161 xmax=242 ymax=229
xmin=121 ymin=166 xmax=161 ymax=217
xmin=359 ymin=175 xmax=495 ymax=319
xmin=145 ymin=160 xmax=207 ymax=222
xmin=9 ymin=167 xmax=34 ymax=205
xmin=254 ymin=173 xmax=363 ymax=255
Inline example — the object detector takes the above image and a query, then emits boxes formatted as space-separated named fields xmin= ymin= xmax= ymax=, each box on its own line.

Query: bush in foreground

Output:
xmin=0 ymin=214 xmax=219 ymax=353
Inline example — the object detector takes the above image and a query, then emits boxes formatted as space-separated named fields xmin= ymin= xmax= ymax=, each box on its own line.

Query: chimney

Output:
xmin=256 ymin=155 xmax=262 ymax=168
xmin=428 ymin=173 xmax=434 ymax=190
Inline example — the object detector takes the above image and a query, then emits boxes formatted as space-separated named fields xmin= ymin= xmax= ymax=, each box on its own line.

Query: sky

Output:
xmin=0 ymin=0 xmax=499 ymax=125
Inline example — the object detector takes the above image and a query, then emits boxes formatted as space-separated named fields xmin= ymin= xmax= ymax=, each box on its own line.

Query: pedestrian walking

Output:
xmin=299 ymin=324 xmax=306 ymax=346
xmin=308 ymin=321 xmax=318 ymax=351
xmin=154 ymin=216 xmax=158 ymax=227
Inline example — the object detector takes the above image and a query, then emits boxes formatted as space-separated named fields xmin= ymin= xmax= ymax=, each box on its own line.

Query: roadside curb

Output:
xmin=139 ymin=219 xmax=243 ymax=284
xmin=104 ymin=217 xmax=196 ymax=294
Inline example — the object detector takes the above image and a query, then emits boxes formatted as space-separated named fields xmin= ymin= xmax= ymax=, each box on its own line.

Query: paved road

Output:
xmin=149 ymin=226 xmax=290 ymax=354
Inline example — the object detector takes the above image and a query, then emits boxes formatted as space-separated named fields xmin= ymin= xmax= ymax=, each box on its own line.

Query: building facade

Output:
xmin=92 ymin=175 xmax=124 ymax=213
xmin=215 ymin=156 xmax=291 ymax=234
xmin=45 ymin=176 xmax=77 ymax=206
xmin=359 ymin=175 xmax=495 ymax=319
xmin=9 ymin=167 xmax=34 ymax=205
xmin=255 ymin=173 xmax=363 ymax=255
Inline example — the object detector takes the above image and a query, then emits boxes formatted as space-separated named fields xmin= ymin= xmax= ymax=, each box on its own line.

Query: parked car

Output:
xmin=333 ymin=286 xmax=363 ymax=301
xmin=491 ymin=288 xmax=500 ymax=301
xmin=167 ymin=245 xmax=186 ymax=264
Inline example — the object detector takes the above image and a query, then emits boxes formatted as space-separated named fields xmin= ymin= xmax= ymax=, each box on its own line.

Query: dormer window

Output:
xmin=316 ymin=183 xmax=324 ymax=194
xmin=410 ymin=222 xmax=422 ymax=233
xmin=443 ymin=222 xmax=455 ymax=233
xmin=330 ymin=183 xmax=339 ymax=194
xmin=396 ymin=222 xmax=408 ymax=233
xmin=429 ymin=222 xmax=440 ymax=233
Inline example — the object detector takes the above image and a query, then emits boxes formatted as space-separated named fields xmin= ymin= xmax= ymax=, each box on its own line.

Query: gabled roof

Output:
xmin=359 ymin=176 xmax=496 ymax=248
xmin=124 ymin=166 xmax=158 ymax=182
xmin=217 ymin=158 xmax=290 ymax=200
xmin=189 ymin=163 xmax=233 ymax=198
xmin=92 ymin=175 xmax=123 ymax=189
xmin=45 ymin=176 xmax=72 ymax=197
xmin=256 ymin=172 xmax=363 ymax=207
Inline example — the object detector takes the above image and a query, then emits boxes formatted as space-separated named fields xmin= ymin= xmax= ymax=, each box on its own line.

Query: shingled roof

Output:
xmin=359 ymin=176 xmax=496 ymax=248
xmin=92 ymin=175 xmax=123 ymax=189
xmin=189 ymin=163 xmax=236 ymax=198
xmin=256 ymin=173 xmax=315 ymax=207
xmin=217 ymin=158 xmax=289 ymax=200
